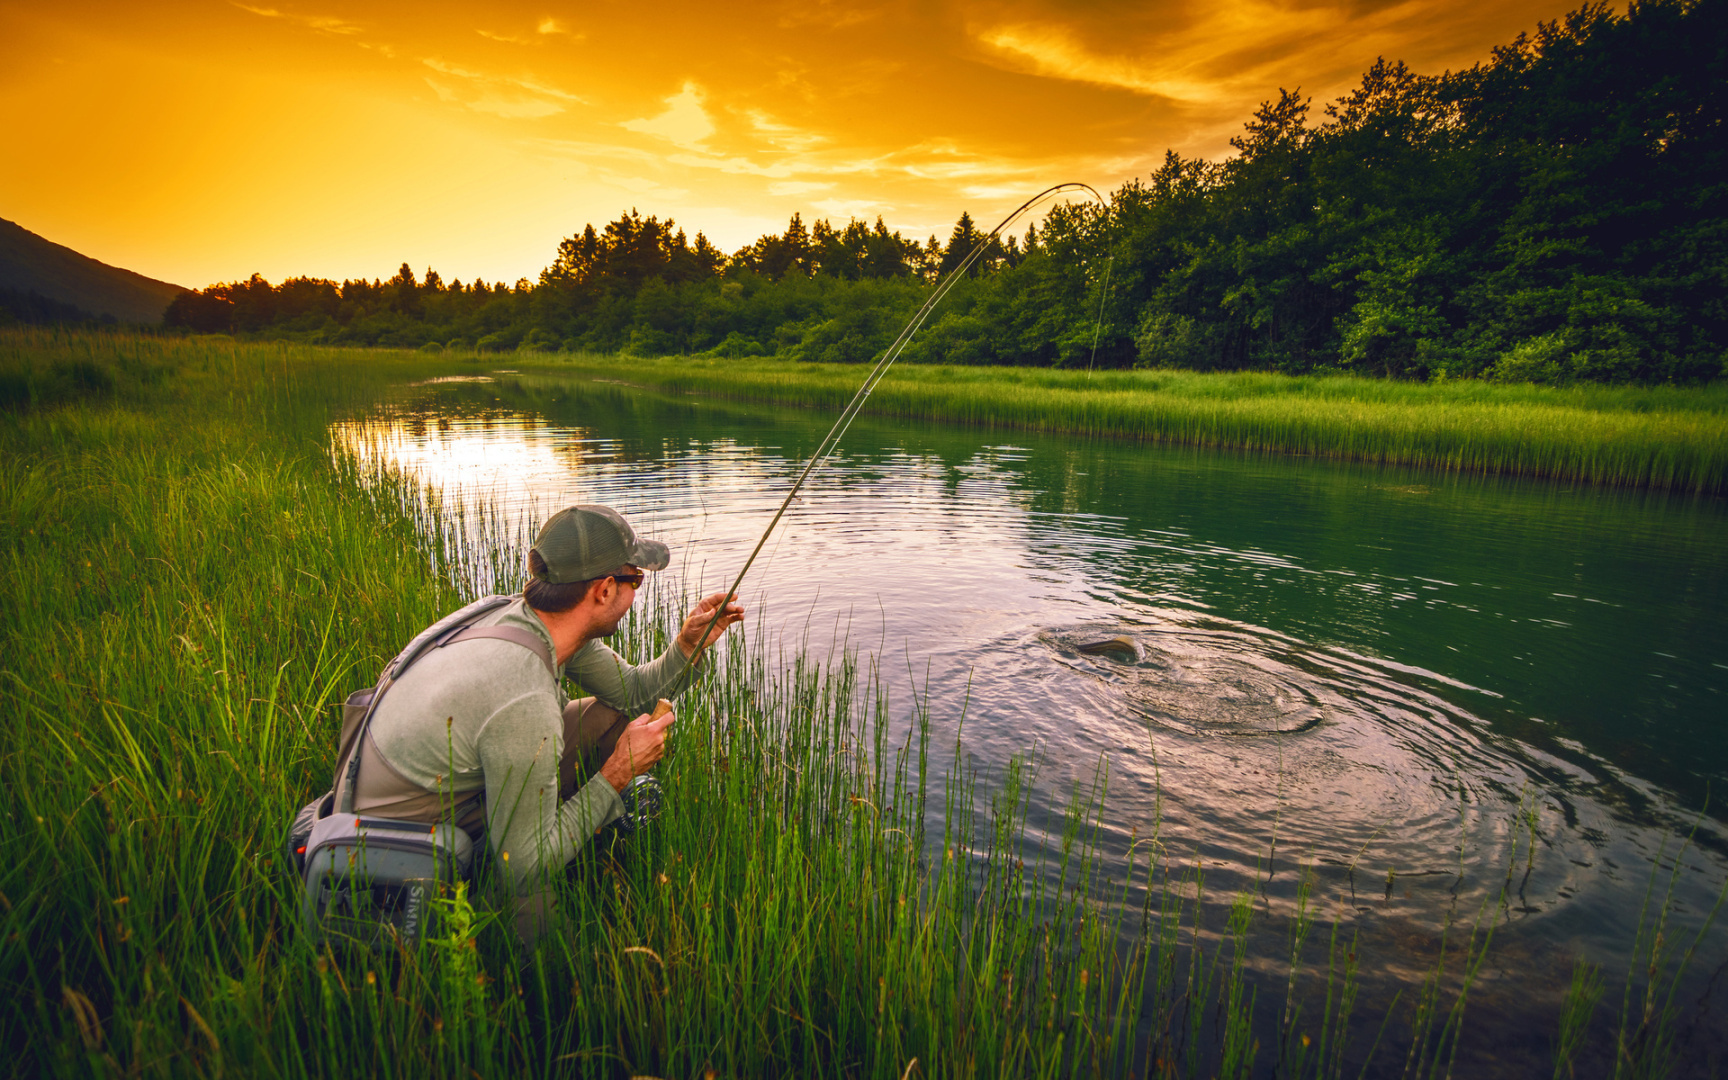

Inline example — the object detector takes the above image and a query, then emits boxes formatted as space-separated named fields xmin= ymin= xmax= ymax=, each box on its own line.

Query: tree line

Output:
xmin=166 ymin=0 xmax=1725 ymax=384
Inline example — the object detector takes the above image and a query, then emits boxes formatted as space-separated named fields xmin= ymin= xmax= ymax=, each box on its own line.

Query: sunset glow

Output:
xmin=2 ymin=0 xmax=1575 ymax=288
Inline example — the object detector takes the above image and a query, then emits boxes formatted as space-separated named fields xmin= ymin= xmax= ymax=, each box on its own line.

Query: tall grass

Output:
xmin=538 ymin=354 xmax=1728 ymax=494
xmin=0 ymin=359 xmax=1204 ymax=1076
xmin=2 ymin=327 xmax=1721 ymax=1075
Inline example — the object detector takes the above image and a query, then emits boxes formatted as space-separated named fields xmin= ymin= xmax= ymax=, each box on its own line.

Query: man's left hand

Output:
xmin=676 ymin=591 xmax=745 ymax=659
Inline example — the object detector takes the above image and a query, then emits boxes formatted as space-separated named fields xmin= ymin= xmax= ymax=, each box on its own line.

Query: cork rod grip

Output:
xmin=650 ymin=698 xmax=673 ymax=721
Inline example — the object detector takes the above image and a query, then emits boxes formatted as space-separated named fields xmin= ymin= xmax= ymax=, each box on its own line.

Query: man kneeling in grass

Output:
xmin=335 ymin=505 xmax=744 ymax=938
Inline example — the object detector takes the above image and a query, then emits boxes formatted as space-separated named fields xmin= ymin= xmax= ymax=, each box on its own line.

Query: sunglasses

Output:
xmin=609 ymin=571 xmax=646 ymax=589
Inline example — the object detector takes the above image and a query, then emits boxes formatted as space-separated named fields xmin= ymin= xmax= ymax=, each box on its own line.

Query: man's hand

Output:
xmin=675 ymin=591 xmax=745 ymax=660
xmin=599 ymin=706 xmax=675 ymax=792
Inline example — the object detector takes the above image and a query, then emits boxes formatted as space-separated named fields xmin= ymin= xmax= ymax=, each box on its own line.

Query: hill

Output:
xmin=0 ymin=218 xmax=186 ymax=325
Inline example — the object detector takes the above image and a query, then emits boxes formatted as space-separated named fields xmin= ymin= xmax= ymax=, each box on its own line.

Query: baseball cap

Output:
xmin=529 ymin=505 xmax=670 ymax=584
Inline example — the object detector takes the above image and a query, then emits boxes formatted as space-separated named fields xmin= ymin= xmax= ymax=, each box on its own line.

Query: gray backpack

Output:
xmin=284 ymin=594 xmax=554 ymax=947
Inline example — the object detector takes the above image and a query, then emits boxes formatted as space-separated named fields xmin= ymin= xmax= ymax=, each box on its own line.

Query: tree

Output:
xmin=937 ymin=212 xmax=984 ymax=278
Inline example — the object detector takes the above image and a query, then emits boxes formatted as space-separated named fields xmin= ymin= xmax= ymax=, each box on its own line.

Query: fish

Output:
xmin=1077 ymin=635 xmax=1141 ymax=662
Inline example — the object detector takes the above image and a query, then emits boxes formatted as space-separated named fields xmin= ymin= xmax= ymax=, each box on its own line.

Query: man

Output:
xmin=335 ymin=504 xmax=743 ymax=926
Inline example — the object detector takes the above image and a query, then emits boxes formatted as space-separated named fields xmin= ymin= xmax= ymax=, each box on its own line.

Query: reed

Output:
xmin=0 ymin=326 xmax=1717 ymax=1076
xmin=1553 ymin=960 xmax=1603 ymax=1080
xmin=1609 ymin=817 xmax=1728 ymax=1080
xmin=538 ymin=354 xmax=1728 ymax=494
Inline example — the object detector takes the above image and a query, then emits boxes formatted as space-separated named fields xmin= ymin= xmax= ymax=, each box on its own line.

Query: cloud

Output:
xmin=664 ymin=151 xmax=797 ymax=179
xmin=979 ymin=25 xmax=1219 ymax=103
xmin=510 ymin=75 xmax=582 ymax=103
xmin=617 ymin=115 xmax=1042 ymax=209
xmin=774 ymin=0 xmax=882 ymax=30
xmin=302 ymin=14 xmax=362 ymax=35
xmin=746 ymin=110 xmax=827 ymax=153
xmin=961 ymin=183 xmax=1040 ymax=202
xmin=420 ymin=57 xmax=584 ymax=118
xmin=768 ymin=181 xmax=834 ymax=196
xmin=888 ymin=141 xmax=1037 ymax=183
xmin=974 ymin=0 xmax=1447 ymax=110
xmin=478 ymin=18 xmax=580 ymax=44
xmin=424 ymin=76 xmax=560 ymax=119
xmin=621 ymin=82 xmax=716 ymax=149
xmin=812 ymin=198 xmax=888 ymax=220
xmin=230 ymin=2 xmax=362 ymax=36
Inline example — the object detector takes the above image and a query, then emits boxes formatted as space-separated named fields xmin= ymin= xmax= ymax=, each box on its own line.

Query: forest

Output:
xmin=163 ymin=0 xmax=1726 ymax=385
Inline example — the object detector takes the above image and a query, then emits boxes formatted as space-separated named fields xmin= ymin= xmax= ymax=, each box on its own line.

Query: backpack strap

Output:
xmin=335 ymin=595 xmax=554 ymax=814
xmin=443 ymin=625 xmax=556 ymax=677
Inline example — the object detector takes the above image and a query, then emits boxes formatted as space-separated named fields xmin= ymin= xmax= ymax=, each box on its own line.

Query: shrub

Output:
xmin=1490 ymin=332 xmax=1572 ymax=384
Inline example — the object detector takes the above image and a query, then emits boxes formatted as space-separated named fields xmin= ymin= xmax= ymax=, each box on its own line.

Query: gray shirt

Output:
xmin=352 ymin=597 xmax=695 ymax=889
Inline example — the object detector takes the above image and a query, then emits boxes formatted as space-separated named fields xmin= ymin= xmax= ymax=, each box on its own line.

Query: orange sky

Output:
xmin=1 ymin=0 xmax=1576 ymax=289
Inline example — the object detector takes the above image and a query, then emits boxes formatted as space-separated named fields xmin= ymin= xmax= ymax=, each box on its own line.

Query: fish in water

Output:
xmin=1077 ymin=635 xmax=1141 ymax=663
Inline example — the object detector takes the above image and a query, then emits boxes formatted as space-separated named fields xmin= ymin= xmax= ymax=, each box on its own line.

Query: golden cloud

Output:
xmin=621 ymin=82 xmax=717 ymax=149
xmin=230 ymin=2 xmax=362 ymax=36
xmin=421 ymin=56 xmax=583 ymax=118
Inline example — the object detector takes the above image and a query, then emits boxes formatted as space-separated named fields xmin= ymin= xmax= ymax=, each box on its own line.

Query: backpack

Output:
xmin=283 ymin=594 xmax=555 ymax=947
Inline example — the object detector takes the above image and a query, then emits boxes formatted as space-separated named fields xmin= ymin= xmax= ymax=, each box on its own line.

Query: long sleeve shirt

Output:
xmin=352 ymin=597 xmax=695 ymax=889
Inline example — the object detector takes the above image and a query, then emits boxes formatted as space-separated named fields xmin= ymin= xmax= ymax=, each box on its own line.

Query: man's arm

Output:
xmin=567 ymin=592 xmax=745 ymax=712
xmin=566 ymin=638 xmax=694 ymax=715
xmin=475 ymin=690 xmax=623 ymax=888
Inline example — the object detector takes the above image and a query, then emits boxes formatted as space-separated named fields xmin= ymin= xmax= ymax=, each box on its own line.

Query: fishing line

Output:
xmin=680 ymin=181 xmax=1104 ymax=672
xmin=1086 ymin=255 xmax=1114 ymax=380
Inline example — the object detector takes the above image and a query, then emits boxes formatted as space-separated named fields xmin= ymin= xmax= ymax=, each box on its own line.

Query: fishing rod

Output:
xmin=678 ymin=181 xmax=1106 ymax=671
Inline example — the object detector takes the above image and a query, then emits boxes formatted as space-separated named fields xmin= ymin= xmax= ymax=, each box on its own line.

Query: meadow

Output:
xmin=1 ymin=327 xmax=1720 ymax=1077
xmin=532 ymin=353 xmax=1728 ymax=494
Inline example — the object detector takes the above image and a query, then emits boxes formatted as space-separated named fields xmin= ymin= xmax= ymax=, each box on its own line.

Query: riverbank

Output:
xmin=3 ymin=328 xmax=1716 ymax=1076
xmin=0 ymin=329 xmax=1327 ymax=1074
xmin=532 ymin=354 xmax=1728 ymax=494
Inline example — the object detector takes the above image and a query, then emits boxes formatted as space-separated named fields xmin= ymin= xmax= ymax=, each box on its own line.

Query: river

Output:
xmin=333 ymin=369 xmax=1728 ymax=1074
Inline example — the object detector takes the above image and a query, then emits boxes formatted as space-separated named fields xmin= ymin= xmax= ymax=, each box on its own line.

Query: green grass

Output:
xmin=0 ymin=331 xmax=1189 ymax=1077
xmin=2 ymin=327 xmax=1722 ymax=1077
xmin=530 ymin=354 xmax=1728 ymax=494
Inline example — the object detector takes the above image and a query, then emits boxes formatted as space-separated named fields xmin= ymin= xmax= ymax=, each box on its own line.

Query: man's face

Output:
xmin=594 ymin=565 xmax=643 ymax=637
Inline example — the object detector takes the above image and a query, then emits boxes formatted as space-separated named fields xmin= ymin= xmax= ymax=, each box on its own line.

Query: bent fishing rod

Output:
xmin=678 ymin=181 xmax=1106 ymax=674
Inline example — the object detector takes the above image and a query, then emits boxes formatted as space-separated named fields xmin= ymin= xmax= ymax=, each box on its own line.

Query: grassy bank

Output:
xmin=533 ymin=354 xmax=1728 ymax=494
xmin=0 ymin=328 xmax=1269 ymax=1075
xmin=1 ymin=328 xmax=1718 ymax=1077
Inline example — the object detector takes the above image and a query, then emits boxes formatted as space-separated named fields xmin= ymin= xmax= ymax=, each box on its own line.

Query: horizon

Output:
xmin=4 ymin=0 xmax=1577 ymax=290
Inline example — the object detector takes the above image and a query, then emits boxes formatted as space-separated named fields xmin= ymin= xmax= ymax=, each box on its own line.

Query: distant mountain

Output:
xmin=0 ymin=218 xmax=187 ymax=325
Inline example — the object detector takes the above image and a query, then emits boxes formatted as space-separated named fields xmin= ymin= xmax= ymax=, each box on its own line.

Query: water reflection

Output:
xmin=331 ymin=375 xmax=1728 ymax=1069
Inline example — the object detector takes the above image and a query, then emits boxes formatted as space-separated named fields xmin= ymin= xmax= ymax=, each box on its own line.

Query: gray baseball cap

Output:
xmin=529 ymin=505 xmax=669 ymax=584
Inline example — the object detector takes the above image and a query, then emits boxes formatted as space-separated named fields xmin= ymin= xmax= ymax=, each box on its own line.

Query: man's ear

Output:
xmin=582 ymin=576 xmax=612 ymax=607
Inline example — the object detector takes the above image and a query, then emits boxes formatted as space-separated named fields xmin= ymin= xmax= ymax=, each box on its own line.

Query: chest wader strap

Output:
xmin=334 ymin=598 xmax=555 ymax=815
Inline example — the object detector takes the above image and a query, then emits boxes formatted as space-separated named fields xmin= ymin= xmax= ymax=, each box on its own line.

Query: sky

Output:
xmin=1 ymin=0 xmax=1577 ymax=290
